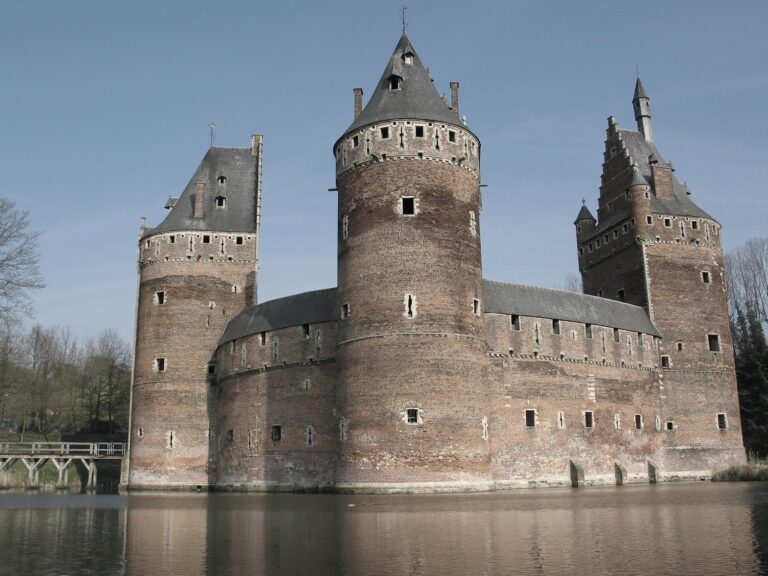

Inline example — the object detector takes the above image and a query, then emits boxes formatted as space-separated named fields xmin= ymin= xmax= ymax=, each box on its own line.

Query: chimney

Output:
xmin=194 ymin=182 xmax=205 ymax=219
xmin=251 ymin=133 xmax=263 ymax=156
xmin=353 ymin=88 xmax=364 ymax=119
xmin=450 ymin=82 xmax=459 ymax=118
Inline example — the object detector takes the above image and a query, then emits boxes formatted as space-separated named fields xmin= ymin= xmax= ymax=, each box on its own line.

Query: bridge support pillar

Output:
xmin=51 ymin=458 xmax=73 ymax=489
xmin=19 ymin=457 xmax=45 ymax=488
xmin=84 ymin=459 xmax=97 ymax=490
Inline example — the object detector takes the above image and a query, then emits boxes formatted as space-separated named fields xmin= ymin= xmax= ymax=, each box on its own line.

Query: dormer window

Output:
xmin=215 ymin=196 xmax=226 ymax=208
xmin=403 ymin=51 xmax=414 ymax=65
xmin=388 ymin=75 xmax=402 ymax=91
xmin=217 ymin=175 xmax=226 ymax=185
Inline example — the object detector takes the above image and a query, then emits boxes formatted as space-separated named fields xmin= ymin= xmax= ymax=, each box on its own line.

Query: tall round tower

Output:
xmin=333 ymin=35 xmax=491 ymax=491
xmin=127 ymin=139 xmax=262 ymax=490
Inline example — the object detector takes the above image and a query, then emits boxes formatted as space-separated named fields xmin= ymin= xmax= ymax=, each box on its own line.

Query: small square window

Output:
xmin=617 ymin=289 xmax=625 ymax=302
xmin=613 ymin=229 xmax=619 ymax=239
xmin=406 ymin=408 xmax=419 ymax=424
xmin=154 ymin=291 xmax=166 ymax=305
xmin=415 ymin=126 xmax=424 ymax=138
xmin=661 ymin=355 xmax=670 ymax=368
xmin=676 ymin=342 xmax=684 ymax=351
xmin=511 ymin=315 xmax=520 ymax=330
xmin=448 ymin=131 xmax=456 ymax=142
xmin=155 ymin=357 xmax=166 ymax=372
xmin=215 ymin=196 xmax=226 ymax=208
xmin=380 ymin=127 xmax=390 ymax=139
xmin=202 ymin=235 xmax=211 ymax=244
xmin=402 ymin=197 xmax=415 ymax=215
xmin=646 ymin=215 xmax=653 ymax=225
xmin=664 ymin=218 xmax=672 ymax=227
xmin=169 ymin=235 xmax=175 ymax=244
xmin=635 ymin=414 xmax=643 ymax=430
xmin=389 ymin=76 xmax=401 ymax=90
xmin=236 ymin=236 xmax=244 ymax=245
xmin=525 ymin=409 xmax=536 ymax=428
xmin=207 ymin=363 xmax=216 ymax=374
xmin=584 ymin=411 xmax=594 ymax=428
xmin=271 ymin=425 xmax=282 ymax=441
xmin=691 ymin=221 xmax=699 ymax=230
xmin=352 ymin=135 xmax=359 ymax=147
xmin=665 ymin=421 xmax=675 ymax=431
xmin=702 ymin=271 xmax=711 ymax=284
xmin=708 ymin=334 xmax=720 ymax=352
xmin=717 ymin=413 xmax=727 ymax=430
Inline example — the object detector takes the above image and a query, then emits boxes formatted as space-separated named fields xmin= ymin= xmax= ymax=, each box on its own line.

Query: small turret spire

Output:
xmin=632 ymin=77 xmax=653 ymax=143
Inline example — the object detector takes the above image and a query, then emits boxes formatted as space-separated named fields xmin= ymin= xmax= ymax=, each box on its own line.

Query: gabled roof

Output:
xmin=341 ymin=34 xmax=461 ymax=139
xmin=618 ymin=129 xmax=713 ymax=220
xmin=143 ymin=147 xmax=259 ymax=239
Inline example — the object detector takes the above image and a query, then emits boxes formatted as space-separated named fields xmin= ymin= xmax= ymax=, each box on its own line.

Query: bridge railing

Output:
xmin=0 ymin=442 xmax=126 ymax=457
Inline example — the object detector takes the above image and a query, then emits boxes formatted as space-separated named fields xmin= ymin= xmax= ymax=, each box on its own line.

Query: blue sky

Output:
xmin=1 ymin=1 xmax=766 ymax=343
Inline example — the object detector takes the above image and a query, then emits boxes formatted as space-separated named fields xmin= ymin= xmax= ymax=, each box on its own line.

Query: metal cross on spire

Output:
xmin=400 ymin=3 xmax=408 ymax=34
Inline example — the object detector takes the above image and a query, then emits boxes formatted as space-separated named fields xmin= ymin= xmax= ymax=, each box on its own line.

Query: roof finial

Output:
xmin=636 ymin=63 xmax=640 ymax=79
xmin=400 ymin=3 xmax=408 ymax=34
xmin=582 ymin=198 xmax=586 ymax=206
xmin=209 ymin=122 xmax=217 ymax=148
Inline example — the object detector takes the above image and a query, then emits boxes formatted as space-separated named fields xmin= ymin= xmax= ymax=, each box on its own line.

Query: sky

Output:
xmin=1 ymin=0 xmax=766 ymax=344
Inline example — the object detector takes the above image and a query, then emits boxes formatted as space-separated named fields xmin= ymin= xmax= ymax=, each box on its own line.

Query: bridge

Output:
xmin=0 ymin=442 xmax=126 ymax=489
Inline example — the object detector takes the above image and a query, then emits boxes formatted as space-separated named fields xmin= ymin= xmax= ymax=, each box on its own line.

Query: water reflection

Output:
xmin=0 ymin=484 xmax=766 ymax=575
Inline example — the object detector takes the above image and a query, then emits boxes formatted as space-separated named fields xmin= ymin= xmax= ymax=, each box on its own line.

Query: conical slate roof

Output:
xmin=343 ymin=34 xmax=459 ymax=137
xmin=633 ymin=77 xmax=648 ymax=100
xmin=627 ymin=163 xmax=649 ymax=188
xmin=574 ymin=203 xmax=596 ymax=224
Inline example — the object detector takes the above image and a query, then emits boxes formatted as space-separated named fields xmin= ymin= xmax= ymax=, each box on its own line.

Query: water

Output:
xmin=0 ymin=483 xmax=766 ymax=576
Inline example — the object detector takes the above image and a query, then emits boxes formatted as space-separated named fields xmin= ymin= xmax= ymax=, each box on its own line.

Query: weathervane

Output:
xmin=400 ymin=3 xmax=408 ymax=34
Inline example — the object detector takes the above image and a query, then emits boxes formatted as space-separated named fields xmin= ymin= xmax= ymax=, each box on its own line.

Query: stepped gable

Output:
xmin=144 ymin=147 xmax=258 ymax=238
xmin=617 ymin=129 xmax=712 ymax=220
xmin=220 ymin=288 xmax=337 ymax=344
xmin=483 ymin=280 xmax=660 ymax=336
xmin=342 ymin=33 xmax=459 ymax=137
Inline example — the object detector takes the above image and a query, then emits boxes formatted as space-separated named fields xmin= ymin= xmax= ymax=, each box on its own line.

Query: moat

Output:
xmin=0 ymin=483 xmax=766 ymax=575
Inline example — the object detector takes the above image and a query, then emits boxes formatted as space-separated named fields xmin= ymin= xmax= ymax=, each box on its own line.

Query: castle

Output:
xmin=125 ymin=34 xmax=745 ymax=492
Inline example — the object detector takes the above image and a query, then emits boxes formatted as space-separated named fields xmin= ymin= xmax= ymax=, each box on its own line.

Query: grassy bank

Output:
xmin=712 ymin=459 xmax=768 ymax=482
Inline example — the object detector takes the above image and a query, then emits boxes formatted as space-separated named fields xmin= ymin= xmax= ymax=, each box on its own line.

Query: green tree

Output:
xmin=734 ymin=304 xmax=768 ymax=457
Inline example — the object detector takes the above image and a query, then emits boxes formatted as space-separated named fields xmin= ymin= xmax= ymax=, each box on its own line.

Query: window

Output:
xmin=401 ymin=196 xmax=415 ymax=215
xmin=579 ymin=247 xmax=584 ymax=256
xmin=403 ymin=51 xmax=414 ymax=65
xmin=166 ymin=430 xmax=175 ymax=449
xmin=415 ymin=125 xmax=424 ymax=138
xmin=155 ymin=357 xmax=166 ymax=372
xmin=691 ymin=221 xmax=699 ymax=230
xmin=258 ymin=332 xmax=266 ymax=346
xmin=638 ymin=333 xmax=644 ymax=347
xmin=302 ymin=324 xmax=310 ymax=338
xmin=154 ymin=291 xmax=166 ymax=305
xmin=634 ymin=414 xmax=643 ymax=430
xmin=227 ymin=429 xmax=234 ymax=443
xmin=665 ymin=421 xmax=675 ymax=431
xmin=405 ymin=294 xmax=415 ymax=318
xmin=617 ymin=289 xmax=625 ymax=302
xmin=557 ymin=411 xmax=565 ymax=429
xmin=664 ymin=218 xmax=672 ymax=227
xmin=511 ymin=315 xmax=520 ymax=331
xmin=613 ymin=229 xmax=619 ymax=239
xmin=207 ymin=363 xmax=216 ymax=374
xmin=473 ymin=298 xmax=481 ymax=316
xmin=525 ymin=409 xmax=536 ymax=428
xmin=406 ymin=408 xmax=419 ymax=425
xmin=235 ymin=236 xmax=244 ymax=245
xmin=215 ymin=196 xmax=226 ymax=208
xmin=614 ymin=414 xmax=621 ymax=430
xmin=137 ymin=427 xmax=144 ymax=438
xmin=717 ymin=413 xmax=728 ymax=430
xmin=552 ymin=319 xmax=560 ymax=335
xmin=341 ymin=303 xmax=350 ymax=319
xmin=341 ymin=214 xmax=349 ymax=240
xmin=646 ymin=215 xmax=653 ymax=225
xmin=202 ymin=235 xmax=211 ymax=244
xmin=271 ymin=425 xmax=282 ymax=441
xmin=169 ymin=235 xmax=175 ymax=244
xmin=380 ymin=127 xmax=390 ymax=139
xmin=306 ymin=426 xmax=314 ymax=447
xmin=598 ymin=290 xmax=604 ymax=297
xmin=708 ymin=334 xmax=721 ymax=352
xmin=584 ymin=411 xmax=594 ymax=429
xmin=272 ymin=338 xmax=279 ymax=360
xmin=661 ymin=355 xmax=670 ymax=368
xmin=676 ymin=342 xmax=684 ymax=351
xmin=448 ymin=130 xmax=456 ymax=142
xmin=614 ymin=328 xmax=620 ymax=342
xmin=352 ymin=135 xmax=359 ymax=147
xmin=702 ymin=271 xmax=711 ymax=284
xmin=585 ymin=324 xmax=593 ymax=338
xmin=388 ymin=75 xmax=401 ymax=90
xmin=218 ymin=175 xmax=226 ymax=185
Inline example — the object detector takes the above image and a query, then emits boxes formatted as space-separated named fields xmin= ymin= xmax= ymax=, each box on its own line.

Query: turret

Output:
xmin=332 ymin=34 xmax=490 ymax=491
xmin=632 ymin=77 xmax=653 ymax=143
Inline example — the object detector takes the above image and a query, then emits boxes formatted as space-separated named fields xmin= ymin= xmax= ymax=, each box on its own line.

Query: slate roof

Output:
xmin=633 ymin=77 xmax=648 ymax=100
xmin=617 ymin=129 xmax=713 ymax=221
xmin=220 ymin=280 xmax=660 ymax=345
xmin=574 ymin=204 xmax=595 ymax=224
xmin=483 ymin=280 xmax=660 ymax=336
xmin=143 ymin=147 xmax=259 ymax=239
xmin=220 ymin=288 xmax=337 ymax=345
xmin=340 ymin=34 xmax=464 ymax=142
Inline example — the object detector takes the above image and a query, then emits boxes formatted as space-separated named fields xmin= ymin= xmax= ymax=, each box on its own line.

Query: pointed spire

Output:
xmin=342 ymin=34 xmax=459 ymax=136
xmin=574 ymin=202 xmax=596 ymax=225
xmin=627 ymin=162 xmax=649 ymax=189
xmin=632 ymin=77 xmax=653 ymax=143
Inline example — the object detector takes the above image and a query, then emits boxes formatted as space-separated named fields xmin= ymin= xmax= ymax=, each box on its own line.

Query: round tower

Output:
xmin=333 ymin=35 xmax=491 ymax=491
xmin=127 ymin=141 xmax=262 ymax=490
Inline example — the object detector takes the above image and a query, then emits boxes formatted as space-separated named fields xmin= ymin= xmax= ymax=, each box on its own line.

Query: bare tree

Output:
xmin=725 ymin=237 xmax=768 ymax=329
xmin=0 ymin=197 xmax=44 ymax=323
xmin=560 ymin=273 xmax=583 ymax=293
